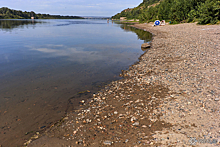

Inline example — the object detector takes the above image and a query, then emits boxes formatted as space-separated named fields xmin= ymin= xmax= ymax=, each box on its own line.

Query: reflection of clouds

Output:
xmin=29 ymin=44 xmax=103 ymax=63
xmin=33 ymin=48 xmax=59 ymax=53
xmin=4 ymin=54 xmax=9 ymax=62
xmin=0 ymin=54 xmax=10 ymax=63
xmin=28 ymin=44 xmax=142 ymax=64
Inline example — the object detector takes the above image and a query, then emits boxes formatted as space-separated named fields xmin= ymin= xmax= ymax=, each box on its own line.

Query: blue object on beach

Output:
xmin=154 ymin=20 xmax=160 ymax=26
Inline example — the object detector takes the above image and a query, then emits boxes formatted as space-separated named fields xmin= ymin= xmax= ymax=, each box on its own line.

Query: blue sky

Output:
xmin=1 ymin=0 xmax=143 ymax=16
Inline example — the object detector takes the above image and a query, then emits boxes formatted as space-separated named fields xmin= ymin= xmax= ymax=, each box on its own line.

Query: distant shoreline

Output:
xmin=0 ymin=7 xmax=84 ymax=19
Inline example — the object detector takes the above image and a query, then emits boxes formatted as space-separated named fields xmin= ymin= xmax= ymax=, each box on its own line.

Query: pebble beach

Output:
xmin=27 ymin=23 xmax=220 ymax=147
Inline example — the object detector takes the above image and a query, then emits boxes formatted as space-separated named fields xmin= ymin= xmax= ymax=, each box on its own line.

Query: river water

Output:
xmin=0 ymin=19 xmax=152 ymax=146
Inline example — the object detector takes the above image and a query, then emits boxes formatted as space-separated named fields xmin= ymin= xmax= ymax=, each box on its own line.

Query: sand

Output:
xmin=26 ymin=23 xmax=220 ymax=147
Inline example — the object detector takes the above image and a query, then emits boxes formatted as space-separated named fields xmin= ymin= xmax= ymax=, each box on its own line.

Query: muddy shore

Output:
xmin=26 ymin=23 xmax=220 ymax=147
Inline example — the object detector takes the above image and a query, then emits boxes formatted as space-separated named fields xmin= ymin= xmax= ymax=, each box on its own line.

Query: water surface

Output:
xmin=0 ymin=19 xmax=152 ymax=146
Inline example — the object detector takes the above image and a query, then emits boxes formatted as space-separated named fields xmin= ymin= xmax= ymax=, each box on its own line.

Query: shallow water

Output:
xmin=0 ymin=19 xmax=152 ymax=146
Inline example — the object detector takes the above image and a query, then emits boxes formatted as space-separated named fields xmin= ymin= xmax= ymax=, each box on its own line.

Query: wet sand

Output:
xmin=26 ymin=23 xmax=220 ymax=147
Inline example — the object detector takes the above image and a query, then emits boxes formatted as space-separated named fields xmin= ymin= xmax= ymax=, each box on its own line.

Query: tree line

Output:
xmin=112 ymin=0 xmax=220 ymax=24
xmin=0 ymin=7 xmax=84 ymax=19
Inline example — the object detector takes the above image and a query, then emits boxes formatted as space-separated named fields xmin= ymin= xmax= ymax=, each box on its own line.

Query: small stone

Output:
xmin=63 ymin=117 xmax=68 ymax=120
xmin=103 ymin=140 xmax=112 ymax=145
xmin=32 ymin=135 xmax=38 ymax=139
xmin=214 ymin=98 xmax=219 ymax=101
xmin=131 ymin=116 xmax=137 ymax=122
xmin=133 ymin=122 xmax=139 ymax=126
xmin=114 ymin=111 xmax=118 ymax=115
xmin=86 ymin=119 xmax=91 ymax=123
xmin=24 ymin=140 xmax=32 ymax=145
xmin=141 ymin=43 xmax=150 ymax=49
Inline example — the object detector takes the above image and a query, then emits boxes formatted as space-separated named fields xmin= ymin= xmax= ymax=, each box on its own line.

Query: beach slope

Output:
xmin=27 ymin=23 xmax=220 ymax=147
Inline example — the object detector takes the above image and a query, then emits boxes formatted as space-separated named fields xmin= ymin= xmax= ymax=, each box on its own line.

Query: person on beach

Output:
xmin=160 ymin=20 xmax=166 ymax=26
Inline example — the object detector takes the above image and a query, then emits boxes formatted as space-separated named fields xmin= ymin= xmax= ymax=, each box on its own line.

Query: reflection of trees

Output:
xmin=120 ymin=24 xmax=152 ymax=42
xmin=0 ymin=20 xmax=42 ymax=30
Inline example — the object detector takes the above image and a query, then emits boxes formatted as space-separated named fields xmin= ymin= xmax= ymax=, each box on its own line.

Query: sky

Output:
xmin=1 ymin=0 xmax=143 ymax=17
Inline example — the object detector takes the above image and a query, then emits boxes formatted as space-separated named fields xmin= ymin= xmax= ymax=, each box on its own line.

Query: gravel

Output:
xmin=27 ymin=23 xmax=220 ymax=147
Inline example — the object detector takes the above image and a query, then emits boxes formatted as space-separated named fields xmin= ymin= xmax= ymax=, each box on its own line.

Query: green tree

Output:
xmin=197 ymin=0 xmax=220 ymax=24
xmin=112 ymin=0 xmax=220 ymax=24
xmin=158 ymin=0 xmax=172 ymax=20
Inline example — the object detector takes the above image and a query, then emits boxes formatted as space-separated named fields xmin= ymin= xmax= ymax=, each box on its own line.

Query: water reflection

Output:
xmin=55 ymin=20 xmax=105 ymax=26
xmin=0 ymin=19 xmax=42 ymax=30
xmin=119 ymin=23 xmax=152 ymax=43
xmin=28 ymin=43 xmax=141 ymax=64
xmin=29 ymin=44 xmax=102 ymax=62
xmin=0 ymin=19 xmax=153 ymax=147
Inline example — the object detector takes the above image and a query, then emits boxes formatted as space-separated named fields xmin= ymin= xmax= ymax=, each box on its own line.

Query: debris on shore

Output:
xmin=141 ymin=43 xmax=151 ymax=49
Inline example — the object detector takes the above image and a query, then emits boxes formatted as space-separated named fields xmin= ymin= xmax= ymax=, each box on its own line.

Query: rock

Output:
xmin=32 ymin=135 xmax=39 ymax=139
xmin=24 ymin=140 xmax=32 ymax=145
xmin=214 ymin=98 xmax=219 ymax=101
xmin=103 ymin=140 xmax=112 ymax=145
xmin=131 ymin=116 xmax=137 ymax=122
xmin=133 ymin=122 xmax=140 ymax=126
xmin=63 ymin=117 xmax=68 ymax=120
xmin=141 ymin=43 xmax=150 ymax=49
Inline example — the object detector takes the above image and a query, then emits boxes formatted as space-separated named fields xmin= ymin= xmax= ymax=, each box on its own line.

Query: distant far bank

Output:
xmin=0 ymin=7 xmax=84 ymax=19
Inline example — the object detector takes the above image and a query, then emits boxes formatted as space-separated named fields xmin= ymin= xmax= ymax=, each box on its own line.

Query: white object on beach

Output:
xmin=161 ymin=20 xmax=166 ymax=26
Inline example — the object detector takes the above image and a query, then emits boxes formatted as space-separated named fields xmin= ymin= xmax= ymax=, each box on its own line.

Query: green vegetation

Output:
xmin=117 ymin=23 xmax=152 ymax=42
xmin=0 ymin=7 xmax=84 ymax=19
xmin=112 ymin=0 xmax=220 ymax=24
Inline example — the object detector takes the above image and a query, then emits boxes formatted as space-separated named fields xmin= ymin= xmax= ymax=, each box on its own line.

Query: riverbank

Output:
xmin=27 ymin=23 xmax=220 ymax=146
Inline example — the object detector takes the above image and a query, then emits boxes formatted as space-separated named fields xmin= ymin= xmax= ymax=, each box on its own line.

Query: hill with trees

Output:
xmin=112 ymin=0 xmax=220 ymax=24
xmin=0 ymin=7 xmax=84 ymax=19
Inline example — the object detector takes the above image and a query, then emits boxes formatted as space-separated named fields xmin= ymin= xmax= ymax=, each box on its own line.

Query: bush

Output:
xmin=197 ymin=0 xmax=220 ymax=24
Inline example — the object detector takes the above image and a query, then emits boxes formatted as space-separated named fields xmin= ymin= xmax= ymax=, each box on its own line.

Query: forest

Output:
xmin=0 ymin=7 xmax=84 ymax=19
xmin=112 ymin=0 xmax=220 ymax=24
